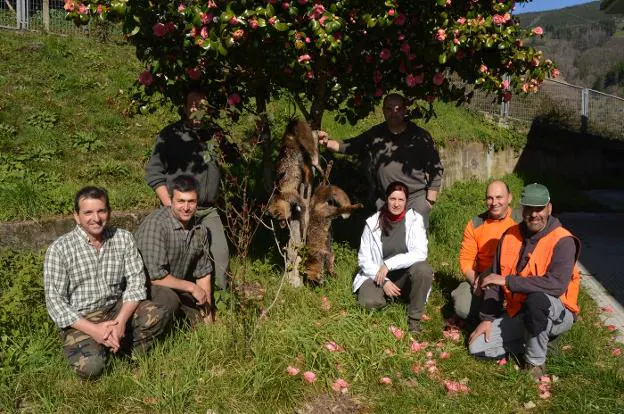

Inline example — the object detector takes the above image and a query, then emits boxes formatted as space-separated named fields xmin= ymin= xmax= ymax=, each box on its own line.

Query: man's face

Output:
xmin=73 ymin=197 xmax=109 ymax=241
xmin=522 ymin=203 xmax=552 ymax=234
xmin=184 ymin=91 xmax=207 ymax=129
xmin=382 ymin=98 xmax=407 ymax=129
xmin=171 ymin=189 xmax=198 ymax=225
xmin=485 ymin=182 xmax=512 ymax=220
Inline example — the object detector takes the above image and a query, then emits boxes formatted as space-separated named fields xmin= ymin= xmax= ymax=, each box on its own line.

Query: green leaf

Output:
xmin=438 ymin=53 xmax=447 ymax=64
xmin=129 ymin=25 xmax=140 ymax=36
xmin=257 ymin=18 xmax=266 ymax=27
xmin=266 ymin=3 xmax=274 ymax=17
xmin=274 ymin=22 xmax=289 ymax=32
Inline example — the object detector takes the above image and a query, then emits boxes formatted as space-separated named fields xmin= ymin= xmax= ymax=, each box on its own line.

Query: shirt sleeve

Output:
xmin=459 ymin=220 xmax=478 ymax=275
xmin=384 ymin=214 xmax=428 ymax=271
xmin=358 ymin=224 xmax=380 ymax=278
xmin=339 ymin=129 xmax=371 ymax=155
xmin=122 ymin=234 xmax=147 ymax=303
xmin=135 ymin=218 xmax=171 ymax=281
xmin=144 ymin=131 xmax=168 ymax=190
xmin=505 ymin=236 xmax=577 ymax=297
xmin=43 ymin=243 xmax=81 ymax=328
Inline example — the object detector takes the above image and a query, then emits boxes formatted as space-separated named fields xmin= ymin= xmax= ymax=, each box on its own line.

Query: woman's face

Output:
xmin=387 ymin=190 xmax=407 ymax=215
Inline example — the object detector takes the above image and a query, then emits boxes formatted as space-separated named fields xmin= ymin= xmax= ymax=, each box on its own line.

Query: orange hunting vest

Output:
xmin=499 ymin=225 xmax=581 ymax=317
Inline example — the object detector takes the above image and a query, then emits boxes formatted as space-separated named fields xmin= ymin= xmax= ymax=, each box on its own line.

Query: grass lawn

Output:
xmin=1 ymin=175 xmax=623 ymax=413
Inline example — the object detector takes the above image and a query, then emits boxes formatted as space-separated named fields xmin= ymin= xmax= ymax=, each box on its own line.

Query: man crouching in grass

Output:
xmin=135 ymin=175 xmax=215 ymax=327
xmin=44 ymin=186 xmax=172 ymax=380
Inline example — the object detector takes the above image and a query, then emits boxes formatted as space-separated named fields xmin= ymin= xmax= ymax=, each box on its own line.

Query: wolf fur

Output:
xmin=305 ymin=184 xmax=363 ymax=284
xmin=267 ymin=119 xmax=320 ymax=227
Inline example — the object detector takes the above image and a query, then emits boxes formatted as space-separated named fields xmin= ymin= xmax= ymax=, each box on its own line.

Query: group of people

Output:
xmin=44 ymin=92 xmax=580 ymax=382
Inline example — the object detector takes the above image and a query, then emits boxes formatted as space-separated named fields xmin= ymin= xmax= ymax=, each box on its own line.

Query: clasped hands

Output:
xmin=375 ymin=264 xmax=401 ymax=297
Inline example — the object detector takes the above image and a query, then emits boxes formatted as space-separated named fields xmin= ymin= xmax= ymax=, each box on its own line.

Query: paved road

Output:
xmin=558 ymin=189 xmax=624 ymax=343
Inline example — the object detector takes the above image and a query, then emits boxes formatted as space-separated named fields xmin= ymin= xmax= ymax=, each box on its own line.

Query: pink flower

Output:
xmin=410 ymin=341 xmax=427 ymax=352
xmin=187 ymin=67 xmax=201 ymax=80
xmin=607 ymin=324 xmax=617 ymax=331
xmin=388 ymin=9 xmax=395 ymax=17
xmin=297 ymin=0 xmax=308 ymax=4
xmin=298 ymin=54 xmax=312 ymax=63
xmin=305 ymin=36 xmax=311 ymax=43
xmin=153 ymin=22 xmax=167 ymax=37
xmin=411 ymin=363 xmax=423 ymax=374
xmin=96 ymin=4 xmax=104 ymax=14
xmin=502 ymin=91 xmax=512 ymax=102
xmin=249 ymin=19 xmax=259 ymax=30
xmin=551 ymin=68 xmax=560 ymax=79
xmin=281 ymin=1 xmax=289 ymax=9
xmin=230 ymin=16 xmax=239 ymax=25
xmin=380 ymin=48 xmax=391 ymax=60
xmin=227 ymin=93 xmax=241 ymax=106
xmin=522 ymin=83 xmax=529 ymax=93
xmin=177 ymin=3 xmax=185 ymax=12
xmin=503 ymin=12 xmax=511 ymax=22
xmin=456 ymin=17 xmax=466 ymax=25
xmin=232 ymin=29 xmax=245 ymax=41
xmin=613 ymin=348 xmax=622 ymax=356
xmin=331 ymin=378 xmax=349 ymax=392
xmin=201 ymin=13 xmax=213 ymax=25
xmin=501 ymin=79 xmax=510 ymax=90
xmin=443 ymin=328 xmax=461 ymax=342
xmin=497 ymin=358 xmax=508 ymax=366
xmin=421 ymin=314 xmax=431 ymax=321
xmin=200 ymin=26 xmax=209 ymax=39
xmin=77 ymin=3 xmax=87 ymax=14
xmin=63 ymin=0 xmax=75 ymax=12
xmin=388 ymin=325 xmax=403 ymax=340
xmin=138 ymin=70 xmax=153 ymax=86
xmin=443 ymin=380 xmax=470 ymax=395
xmin=425 ymin=351 xmax=433 ymax=358
xmin=427 ymin=364 xmax=438 ymax=374
xmin=539 ymin=391 xmax=552 ymax=400
xmin=321 ymin=296 xmax=331 ymax=310
xmin=303 ymin=371 xmax=317 ymax=383
xmin=400 ymin=42 xmax=410 ymax=54
xmin=600 ymin=305 xmax=614 ymax=313
xmin=439 ymin=351 xmax=450 ymax=359
xmin=268 ymin=16 xmax=277 ymax=25
xmin=454 ymin=38 xmax=460 ymax=45
xmin=479 ymin=64 xmax=488 ymax=73
xmin=305 ymin=71 xmax=314 ymax=79
xmin=432 ymin=72 xmax=445 ymax=86
xmin=492 ymin=14 xmax=505 ymax=25
xmin=309 ymin=4 xmax=326 ymax=20
xmin=435 ymin=29 xmax=446 ymax=42
xmin=406 ymin=74 xmax=417 ymax=88
xmin=394 ymin=14 xmax=406 ymax=26
xmin=531 ymin=57 xmax=540 ymax=67
xmin=532 ymin=26 xmax=544 ymax=36
xmin=379 ymin=376 xmax=392 ymax=384
xmin=165 ymin=22 xmax=177 ymax=33
xmin=286 ymin=365 xmax=300 ymax=376
xmin=324 ymin=341 xmax=344 ymax=352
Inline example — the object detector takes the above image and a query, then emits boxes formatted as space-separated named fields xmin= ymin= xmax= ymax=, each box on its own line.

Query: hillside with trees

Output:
xmin=518 ymin=1 xmax=624 ymax=96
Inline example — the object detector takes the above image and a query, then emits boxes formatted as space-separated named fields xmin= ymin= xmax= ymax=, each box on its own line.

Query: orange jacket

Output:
xmin=459 ymin=208 xmax=520 ymax=275
xmin=499 ymin=225 xmax=581 ymax=317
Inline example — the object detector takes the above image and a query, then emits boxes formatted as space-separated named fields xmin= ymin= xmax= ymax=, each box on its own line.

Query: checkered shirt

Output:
xmin=43 ymin=225 xmax=147 ymax=329
xmin=134 ymin=207 xmax=212 ymax=282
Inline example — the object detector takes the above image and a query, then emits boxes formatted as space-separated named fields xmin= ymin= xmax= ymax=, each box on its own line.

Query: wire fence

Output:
xmin=466 ymin=78 xmax=624 ymax=140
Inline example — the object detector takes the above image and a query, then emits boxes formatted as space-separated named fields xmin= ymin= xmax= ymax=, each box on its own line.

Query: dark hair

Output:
xmin=383 ymin=93 xmax=406 ymax=107
xmin=169 ymin=175 xmax=199 ymax=197
xmin=377 ymin=181 xmax=409 ymax=236
xmin=74 ymin=186 xmax=110 ymax=213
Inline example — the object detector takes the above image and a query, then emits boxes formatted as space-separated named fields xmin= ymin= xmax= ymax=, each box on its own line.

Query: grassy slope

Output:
xmin=0 ymin=30 xmax=523 ymax=222
xmin=516 ymin=2 xmax=608 ymax=28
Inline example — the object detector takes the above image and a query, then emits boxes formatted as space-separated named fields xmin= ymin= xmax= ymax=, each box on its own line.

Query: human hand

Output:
xmin=472 ymin=273 xmax=483 ymax=296
xmin=191 ymin=284 xmax=208 ymax=305
xmin=316 ymin=130 xmax=329 ymax=146
xmin=375 ymin=264 xmax=389 ymax=286
xmin=383 ymin=280 xmax=401 ymax=297
xmin=480 ymin=273 xmax=506 ymax=289
xmin=90 ymin=320 xmax=118 ymax=346
xmin=469 ymin=320 xmax=492 ymax=344
xmin=106 ymin=319 xmax=127 ymax=353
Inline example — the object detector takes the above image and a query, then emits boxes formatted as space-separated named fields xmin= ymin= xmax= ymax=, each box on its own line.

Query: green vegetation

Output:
xmin=1 ymin=175 xmax=623 ymax=413
xmin=0 ymin=30 xmax=523 ymax=221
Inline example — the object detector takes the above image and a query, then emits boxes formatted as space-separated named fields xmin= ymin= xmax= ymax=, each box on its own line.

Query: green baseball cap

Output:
xmin=520 ymin=183 xmax=550 ymax=207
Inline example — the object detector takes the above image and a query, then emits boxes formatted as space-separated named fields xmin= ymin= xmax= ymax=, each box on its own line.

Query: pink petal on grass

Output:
xmin=497 ymin=358 xmax=508 ymax=366
xmin=379 ymin=376 xmax=392 ymax=385
xmin=421 ymin=314 xmax=431 ymax=321
xmin=562 ymin=344 xmax=572 ymax=351
xmin=384 ymin=348 xmax=395 ymax=356
xmin=331 ymin=378 xmax=349 ymax=393
xmin=612 ymin=348 xmax=622 ymax=357
xmin=439 ymin=351 xmax=451 ymax=360
xmin=443 ymin=380 xmax=470 ymax=395
xmin=286 ymin=366 xmax=300 ymax=376
xmin=388 ymin=325 xmax=404 ymax=340
xmin=607 ymin=325 xmax=617 ymax=332
xmin=539 ymin=376 xmax=551 ymax=384
xmin=425 ymin=351 xmax=433 ymax=358
xmin=411 ymin=363 xmax=423 ymax=374
xmin=538 ymin=391 xmax=552 ymax=400
xmin=443 ymin=328 xmax=461 ymax=342
xmin=410 ymin=341 xmax=427 ymax=353
xmin=302 ymin=371 xmax=317 ymax=383
xmin=321 ymin=296 xmax=331 ymax=311
xmin=601 ymin=306 xmax=614 ymax=313
xmin=324 ymin=341 xmax=344 ymax=352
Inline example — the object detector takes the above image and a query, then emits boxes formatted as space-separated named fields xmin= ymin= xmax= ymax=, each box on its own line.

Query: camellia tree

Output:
xmin=65 ymin=0 xmax=558 ymax=285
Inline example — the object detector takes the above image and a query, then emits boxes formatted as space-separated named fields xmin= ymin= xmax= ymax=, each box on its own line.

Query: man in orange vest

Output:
xmin=468 ymin=183 xmax=581 ymax=380
xmin=452 ymin=180 xmax=520 ymax=320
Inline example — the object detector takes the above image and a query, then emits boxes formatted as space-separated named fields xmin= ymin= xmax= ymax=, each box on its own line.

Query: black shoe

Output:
xmin=408 ymin=319 xmax=421 ymax=334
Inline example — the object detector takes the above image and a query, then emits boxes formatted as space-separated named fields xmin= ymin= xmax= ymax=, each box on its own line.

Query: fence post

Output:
xmin=581 ymin=88 xmax=589 ymax=134
xmin=42 ymin=0 xmax=50 ymax=32
xmin=16 ymin=0 xmax=24 ymax=28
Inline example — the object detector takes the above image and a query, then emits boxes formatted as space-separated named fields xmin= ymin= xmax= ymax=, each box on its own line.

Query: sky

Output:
xmin=515 ymin=0 xmax=598 ymax=14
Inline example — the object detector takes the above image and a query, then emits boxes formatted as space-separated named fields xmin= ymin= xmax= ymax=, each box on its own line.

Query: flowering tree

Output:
xmin=65 ymin=0 xmax=557 ymax=127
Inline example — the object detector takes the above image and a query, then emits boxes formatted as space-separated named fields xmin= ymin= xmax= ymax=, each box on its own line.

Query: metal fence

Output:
xmin=467 ymin=78 xmax=624 ymax=139
xmin=1 ymin=0 xmax=92 ymax=35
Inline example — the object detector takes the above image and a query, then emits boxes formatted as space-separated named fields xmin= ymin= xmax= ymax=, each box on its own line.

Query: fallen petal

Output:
xmin=379 ymin=376 xmax=392 ymax=385
xmin=439 ymin=351 xmax=451 ymax=359
xmin=613 ymin=348 xmax=622 ymax=357
xmin=538 ymin=391 xmax=551 ymax=400
xmin=601 ymin=306 xmax=614 ymax=313
xmin=421 ymin=314 xmax=431 ymax=321
xmin=302 ymin=371 xmax=317 ymax=383
xmin=286 ymin=366 xmax=300 ymax=376
xmin=497 ymin=358 xmax=508 ymax=366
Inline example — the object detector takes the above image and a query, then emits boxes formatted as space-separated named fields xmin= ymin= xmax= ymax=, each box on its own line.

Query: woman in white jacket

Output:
xmin=353 ymin=181 xmax=434 ymax=333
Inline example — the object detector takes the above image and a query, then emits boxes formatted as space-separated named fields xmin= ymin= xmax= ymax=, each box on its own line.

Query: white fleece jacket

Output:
xmin=352 ymin=209 xmax=428 ymax=292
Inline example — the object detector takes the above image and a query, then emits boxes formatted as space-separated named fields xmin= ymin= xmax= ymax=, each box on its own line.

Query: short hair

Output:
xmin=485 ymin=180 xmax=511 ymax=197
xmin=169 ymin=175 xmax=199 ymax=197
xmin=74 ymin=186 xmax=110 ymax=213
xmin=383 ymin=93 xmax=406 ymax=107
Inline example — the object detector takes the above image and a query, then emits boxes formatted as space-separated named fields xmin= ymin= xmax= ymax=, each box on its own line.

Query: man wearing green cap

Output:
xmin=468 ymin=183 xmax=582 ymax=380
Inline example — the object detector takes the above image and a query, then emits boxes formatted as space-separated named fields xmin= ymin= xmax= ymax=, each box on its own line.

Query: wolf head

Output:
xmin=311 ymin=184 xmax=358 ymax=219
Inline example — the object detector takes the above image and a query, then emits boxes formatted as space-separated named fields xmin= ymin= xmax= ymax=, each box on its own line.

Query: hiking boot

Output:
xmin=525 ymin=363 xmax=546 ymax=382
xmin=408 ymin=319 xmax=421 ymax=334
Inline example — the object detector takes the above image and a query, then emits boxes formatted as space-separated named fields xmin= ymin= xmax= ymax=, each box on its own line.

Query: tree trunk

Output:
xmin=255 ymin=88 xmax=273 ymax=194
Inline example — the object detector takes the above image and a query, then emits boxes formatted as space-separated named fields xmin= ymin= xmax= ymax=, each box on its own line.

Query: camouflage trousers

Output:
xmin=61 ymin=299 xmax=171 ymax=380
